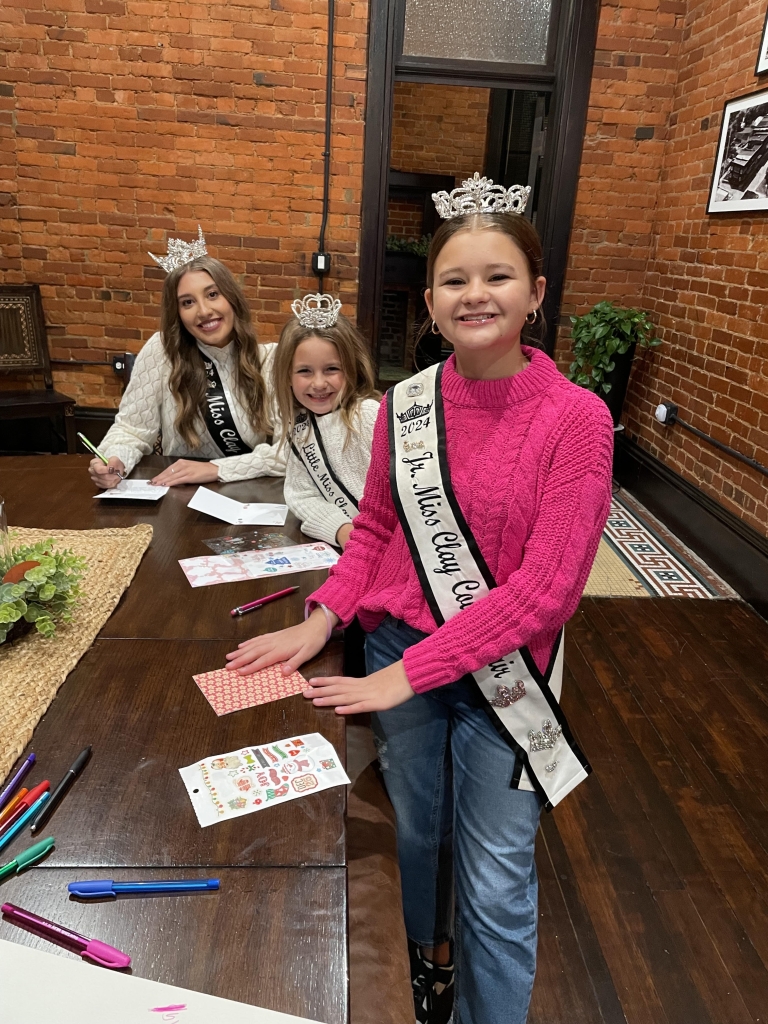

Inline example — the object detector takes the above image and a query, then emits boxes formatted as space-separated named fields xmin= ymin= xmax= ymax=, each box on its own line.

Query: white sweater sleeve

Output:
xmin=99 ymin=333 xmax=165 ymax=475
xmin=283 ymin=399 xmax=379 ymax=546
xmin=212 ymin=343 xmax=288 ymax=482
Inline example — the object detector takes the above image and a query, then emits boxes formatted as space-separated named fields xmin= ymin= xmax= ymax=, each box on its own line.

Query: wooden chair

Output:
xmin=0 ymin=284 xmax=76 ymax=453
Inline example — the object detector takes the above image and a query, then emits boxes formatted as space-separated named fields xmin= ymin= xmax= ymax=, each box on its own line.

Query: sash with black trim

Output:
xmin=201 ymin=354 xmax=253 ymax=457
xmin=290 ymin=410 xmax=359 ymax=521
xmin=387 ymin=362 xmax=590 ymax=809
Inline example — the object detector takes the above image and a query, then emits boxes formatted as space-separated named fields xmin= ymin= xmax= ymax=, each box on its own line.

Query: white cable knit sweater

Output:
xmin=100 ymin=332 xmax=286 ymax=482
xmin=284 ymin=398 xmax=380 ymax=545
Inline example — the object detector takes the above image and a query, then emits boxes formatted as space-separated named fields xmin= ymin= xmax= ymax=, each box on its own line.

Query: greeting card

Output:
xmin=179 ymin=733 xmax=350 ymax=827
xmin=193 ymin=664 xmax=307 ymax=716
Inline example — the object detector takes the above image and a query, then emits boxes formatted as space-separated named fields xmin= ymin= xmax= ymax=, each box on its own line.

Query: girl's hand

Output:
xmin=225 ymin=607 xmax=332 ymax=675
xmin=89 ymin=456 xmax=125 ymax=488
xmin=304 ymin=660 xmax=414 ymax=715
xmin=151 ymin=459 xmax=220 ymax=487
xmin=335 ymin=523 xmax=353 ymax=550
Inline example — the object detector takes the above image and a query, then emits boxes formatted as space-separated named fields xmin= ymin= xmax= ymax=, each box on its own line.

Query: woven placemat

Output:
xmin=0 ymin=525 xmax=153 ymax=781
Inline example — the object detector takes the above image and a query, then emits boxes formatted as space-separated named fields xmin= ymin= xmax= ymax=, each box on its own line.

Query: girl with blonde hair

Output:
xmin=272 ymin=293 xmax=379 ymax=549
xmin=89 ymin=230 xmax=284 ymax=488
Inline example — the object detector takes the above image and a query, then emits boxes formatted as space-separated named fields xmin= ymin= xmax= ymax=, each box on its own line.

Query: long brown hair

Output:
xmin=159 ymin=256 xmax=271 ymax=447
xmin=272 ymin=313 xmax=379 ymax=447
xmin=417 ymin=212 xmax=546 ymax=352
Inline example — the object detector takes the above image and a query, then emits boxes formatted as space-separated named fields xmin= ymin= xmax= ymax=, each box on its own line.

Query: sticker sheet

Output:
xmin=179 ymin=542 xmax=339 ymax=588
xmin=203 ymin=531 xmax=298 ymax=555
xmin=193 ymin=664 xmax=308 ymax=716
xmin=179 ymin=733 xmax=349 ymax=827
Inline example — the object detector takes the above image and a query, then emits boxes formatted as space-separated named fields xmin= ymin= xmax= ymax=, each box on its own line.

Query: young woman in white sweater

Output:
xmin=273 ymin=294 xmax=380 ymax=549
xmin=90 ymin=235 xmax=285 ymax=489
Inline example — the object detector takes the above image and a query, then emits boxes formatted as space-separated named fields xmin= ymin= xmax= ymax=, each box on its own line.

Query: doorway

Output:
xmin=357 ymin=0 xmax=600 ymax=371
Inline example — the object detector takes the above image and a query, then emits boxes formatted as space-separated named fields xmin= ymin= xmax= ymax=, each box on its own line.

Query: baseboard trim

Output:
xmin=614 ymin=435 xmax=768 ymax=619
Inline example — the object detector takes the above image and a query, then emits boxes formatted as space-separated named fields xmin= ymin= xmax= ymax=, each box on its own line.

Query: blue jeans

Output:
xmin=367 ymin=616 xmax=542 ymax=1024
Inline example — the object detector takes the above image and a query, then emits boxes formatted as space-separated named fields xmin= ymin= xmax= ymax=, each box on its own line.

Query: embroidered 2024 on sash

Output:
xmin=387 ymin=363 xmax=590 ymax=809
xmin=291 ymin=411 xmax=359 ymax=521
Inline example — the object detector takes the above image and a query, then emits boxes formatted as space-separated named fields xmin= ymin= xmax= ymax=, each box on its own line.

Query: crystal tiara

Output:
xmin=148 ymin=225 xmax=208 ymax=273
xmin=291 ymin=293 xmax=342 ymax=329
xmin=432 ymin=173 xmax=531 ymax=220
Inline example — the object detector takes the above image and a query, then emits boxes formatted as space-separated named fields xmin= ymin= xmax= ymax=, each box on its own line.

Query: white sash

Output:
xmin=388 ymin=363 xmax=590 ymax=808
xmin=291 ymin=410 xmax=359 ymax=521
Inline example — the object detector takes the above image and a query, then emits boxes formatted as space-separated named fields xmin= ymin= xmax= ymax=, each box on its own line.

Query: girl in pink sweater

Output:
xmin=227 ymin=178 xmax=614 ymax=1024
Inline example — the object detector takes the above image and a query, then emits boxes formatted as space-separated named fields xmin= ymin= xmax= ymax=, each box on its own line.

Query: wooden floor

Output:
xmin=530 ymin=597 xmax=768 ymax=1024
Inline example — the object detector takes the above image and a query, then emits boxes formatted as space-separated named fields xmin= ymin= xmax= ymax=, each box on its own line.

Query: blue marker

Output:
xmin=0 ymin=794 xmax=49 ymax=854
xmin=68 ymin=878 xmax=220 ymax=898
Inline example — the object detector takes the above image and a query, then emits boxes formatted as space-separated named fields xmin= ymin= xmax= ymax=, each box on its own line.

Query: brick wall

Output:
xmin=560 ymin=0 xmax=768 ymax=536
xmin=390 ymin=81 xmax=490 ymax=181
xmin=387 ymin=198 xmax=423 ymax=239
xmin=0 ymin=0 xmax=368 ymax=406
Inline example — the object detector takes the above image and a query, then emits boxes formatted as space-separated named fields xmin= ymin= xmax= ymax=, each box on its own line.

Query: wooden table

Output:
xmin=0 ymin=455 xmax=348 ymax=1022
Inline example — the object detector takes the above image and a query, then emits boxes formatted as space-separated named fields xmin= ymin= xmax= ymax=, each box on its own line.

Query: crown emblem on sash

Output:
xmin=396 ymin=401 xmax=432 ymax=424
xmin=148 ymin=225 xmax=208 ymax=273
xmin=528 ymin=720 xmax=562 ymax=753
xmin=489 ymin=681 xmax=526 ymax=708
xmin=432 ymin=173 xmax=531 ymax=220
xmin=291 ymin=293 xmax=342 ymax=329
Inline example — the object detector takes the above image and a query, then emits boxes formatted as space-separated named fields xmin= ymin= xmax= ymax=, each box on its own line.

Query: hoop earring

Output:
xmin=526 ymin=309 xmax=539 ymax=325
xmin=431 ymin=320 xmax=441 ymax=335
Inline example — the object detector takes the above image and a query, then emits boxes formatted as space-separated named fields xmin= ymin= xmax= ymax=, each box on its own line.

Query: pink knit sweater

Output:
xmin=310 ymin=348 xmax=614 ymax=694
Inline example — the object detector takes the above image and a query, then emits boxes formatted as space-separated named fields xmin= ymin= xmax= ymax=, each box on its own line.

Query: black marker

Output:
xmin=29 ymin=746 xmax=92 ymax=834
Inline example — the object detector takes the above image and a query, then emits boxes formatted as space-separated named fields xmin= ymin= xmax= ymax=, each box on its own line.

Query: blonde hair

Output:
xmin=159 ymin=256 xmax=271 ymax=448
xmin=272 ymin=313 xmax=379 ymax=447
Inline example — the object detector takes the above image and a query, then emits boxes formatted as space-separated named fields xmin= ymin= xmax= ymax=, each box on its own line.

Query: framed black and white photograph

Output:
xmin=757 ymin=7 xmax=768 ymax=74
xmin=708 ymin=88 xmax=768 ymax=213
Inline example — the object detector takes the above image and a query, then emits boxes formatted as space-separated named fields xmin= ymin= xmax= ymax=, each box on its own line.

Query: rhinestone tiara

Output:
xmin=291 ymin=293 xmax=342 ymax=330
xmin=432 ymin=173 xmax=531 ymax=220
xmin=148 ymin=225 xmax=208 ymax=273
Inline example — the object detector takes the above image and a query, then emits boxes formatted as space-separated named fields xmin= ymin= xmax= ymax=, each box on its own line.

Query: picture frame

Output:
xmin=757 ymin=7 xmax=768 ymax=74
xmin=707 ymin=87 xmax=768 ymax=213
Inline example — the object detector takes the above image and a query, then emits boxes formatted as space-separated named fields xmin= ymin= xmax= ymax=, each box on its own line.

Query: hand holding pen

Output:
xmin=78 ymin=432 xmax=126 ymax=489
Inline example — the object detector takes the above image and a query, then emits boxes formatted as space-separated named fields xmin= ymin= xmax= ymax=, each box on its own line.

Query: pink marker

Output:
xmin=230 ymin=585 xmax=299 ymax=617
xmin=1 ymin=902 xmax=131 ymax=969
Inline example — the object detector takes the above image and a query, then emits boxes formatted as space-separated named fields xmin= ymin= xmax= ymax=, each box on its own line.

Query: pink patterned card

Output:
xmin=193 ymin=664 xmax=308 ymax=716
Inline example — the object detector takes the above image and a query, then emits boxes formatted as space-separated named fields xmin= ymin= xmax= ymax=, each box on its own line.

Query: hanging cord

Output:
xmin=315 ymin=0 xmax=335 ymax=291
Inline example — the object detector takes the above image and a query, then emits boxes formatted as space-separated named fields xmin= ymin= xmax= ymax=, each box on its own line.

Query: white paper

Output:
xmin=178 ymin=543 xmax=339 ymax=588
xmin=188 ymin=486 xmax=288 ymax=526
xmin=94 ymin=480 xmax=169 ymax=500
xmin=179 ymin=732 xmax=350 ymax=827
xmin=0 ymin=939 xmax=325 ymax=1024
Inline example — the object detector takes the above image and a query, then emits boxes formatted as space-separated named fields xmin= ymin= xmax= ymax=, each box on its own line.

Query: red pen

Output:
xmin=2 ymin=902 xmax=131 ymax=969
xmin=230 ymin=585 xmax=299 ymax=617
xmin=0 ymin=781 xmax=49 ymax=838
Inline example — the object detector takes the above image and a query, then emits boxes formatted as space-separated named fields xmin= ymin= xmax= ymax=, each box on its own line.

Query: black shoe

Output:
xmin=408 ymin=939 xmax=455 ymax=1024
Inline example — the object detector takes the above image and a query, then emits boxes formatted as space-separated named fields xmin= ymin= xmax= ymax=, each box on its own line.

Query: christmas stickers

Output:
xmin=179 ymin=732 xmax=349 ymax=827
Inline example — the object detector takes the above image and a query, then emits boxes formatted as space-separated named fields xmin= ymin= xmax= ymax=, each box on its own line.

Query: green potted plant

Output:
xmin=0 ymin=539 xmax=86 ymax=644
xmin=567 ymin=301 xmax=661 ymax=426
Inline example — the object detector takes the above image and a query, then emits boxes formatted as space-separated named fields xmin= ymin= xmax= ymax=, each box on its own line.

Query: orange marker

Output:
xmin=0 ymin=789 xmax=28 ymax=826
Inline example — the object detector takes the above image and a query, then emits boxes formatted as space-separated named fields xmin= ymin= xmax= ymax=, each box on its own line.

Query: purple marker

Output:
xmin=0 ymin=753 xmax=35 ymax=813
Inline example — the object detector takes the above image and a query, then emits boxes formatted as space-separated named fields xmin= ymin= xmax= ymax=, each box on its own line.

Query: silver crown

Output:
xmin=432 ymin=173 xmax=530 ymax=220
xmin=528 ymin=720 xmax=562 ymax=753
xmin=148 ymin=225 xmax=208 ymax=273
xmin=291 ymin=293 xmax=342 ymax=329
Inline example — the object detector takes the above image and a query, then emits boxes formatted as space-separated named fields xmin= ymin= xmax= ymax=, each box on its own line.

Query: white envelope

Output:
xmin=188 ymin=486 xmax=288 ymax=525
xmin=94 ymin=480 xmax=169 ymax=500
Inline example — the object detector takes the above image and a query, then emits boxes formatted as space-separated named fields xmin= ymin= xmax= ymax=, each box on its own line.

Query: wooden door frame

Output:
xmin=356 ymin=0 xmax=600 ymax=358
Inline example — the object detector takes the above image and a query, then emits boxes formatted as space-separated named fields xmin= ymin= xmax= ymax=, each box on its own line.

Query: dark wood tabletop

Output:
xmin=2 ymin=454 xmax=334 ymax=640
xmin=0 ymin=867 xmax=347 ymax=1023
xmin=1 ymin=454 xmax=348 ymax=1019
